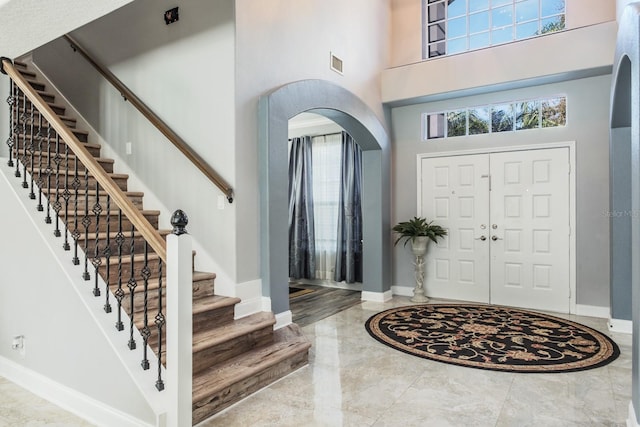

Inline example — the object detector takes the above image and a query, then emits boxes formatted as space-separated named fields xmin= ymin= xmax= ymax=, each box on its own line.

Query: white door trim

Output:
xmin=416 ymin=141 xmax=577 ymax=314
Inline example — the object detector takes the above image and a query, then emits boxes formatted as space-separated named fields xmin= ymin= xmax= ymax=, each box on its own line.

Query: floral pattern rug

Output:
xmin=365 ymin=304 xmax=619 ymax=373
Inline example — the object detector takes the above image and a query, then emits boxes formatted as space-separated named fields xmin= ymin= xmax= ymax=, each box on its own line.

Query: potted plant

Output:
xmin=392 ymin=216 xmax=447 ymax=302
xmin=393 ymin=216 xmax=447 ymax=253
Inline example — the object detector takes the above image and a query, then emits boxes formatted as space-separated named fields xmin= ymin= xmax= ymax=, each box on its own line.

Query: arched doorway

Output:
xmin=610 ymin=4 xmax=640 ymax=422
xmin=258 ymin=80 xmax=391 ymax=319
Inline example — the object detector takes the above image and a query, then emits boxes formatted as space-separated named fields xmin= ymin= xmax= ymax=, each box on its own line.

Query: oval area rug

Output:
xmin=365 ymin=304 xmax=619 ymax=373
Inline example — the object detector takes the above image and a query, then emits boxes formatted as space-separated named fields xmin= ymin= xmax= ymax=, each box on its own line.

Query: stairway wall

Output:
xmin=0 ymin=165 xmax=157 ymax=426
xmin=31 ymin=0 xmax=239 ymax=294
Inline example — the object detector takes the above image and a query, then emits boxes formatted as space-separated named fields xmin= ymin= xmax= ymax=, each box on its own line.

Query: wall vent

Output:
xmin=330 ymin=52 xmax=343 ymax=75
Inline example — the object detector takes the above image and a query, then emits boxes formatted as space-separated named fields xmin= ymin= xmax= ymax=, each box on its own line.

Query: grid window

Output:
xmin=423 ymin=96 xmax=566 ymax=140
xmin=424 ymin=0 xmax=565 ymax=59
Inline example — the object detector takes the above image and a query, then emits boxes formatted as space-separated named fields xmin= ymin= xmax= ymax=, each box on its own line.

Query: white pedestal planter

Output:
xmin=410 ymin=236 xmax=429 ymax=303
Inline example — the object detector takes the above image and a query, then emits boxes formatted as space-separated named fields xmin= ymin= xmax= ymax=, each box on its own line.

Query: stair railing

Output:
xmin=1 ymin=57 xmax=172 ymax=392
xmin=63 ymin=34 xmax=234 ymax=203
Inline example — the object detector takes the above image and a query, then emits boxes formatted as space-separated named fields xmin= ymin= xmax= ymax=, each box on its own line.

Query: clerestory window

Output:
xmin=423 ymin=95 xmax=566 ymax=140
xmin=424 ymin=0 xmax=566 ymax=59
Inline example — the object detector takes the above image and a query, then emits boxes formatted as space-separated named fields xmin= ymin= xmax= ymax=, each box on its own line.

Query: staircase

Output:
xmin=7 ymin=60 xmax=310 ymax=425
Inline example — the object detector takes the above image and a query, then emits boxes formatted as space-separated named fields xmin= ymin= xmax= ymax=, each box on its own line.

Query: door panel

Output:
xmin=489 ymin=148 xmax=570 ymax=312
xmin=420 ymin=155 xmax=491 ymax=302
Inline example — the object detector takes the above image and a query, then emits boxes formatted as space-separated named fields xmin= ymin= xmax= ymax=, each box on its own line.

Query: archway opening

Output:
xmin=259 ymin=80 xmax=391 ymax=319
xmin=610 ymin=55 xmax=633 ymax=322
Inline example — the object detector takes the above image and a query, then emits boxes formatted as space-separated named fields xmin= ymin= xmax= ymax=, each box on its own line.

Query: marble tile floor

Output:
xmin=201 ymin=297 xmax=633 ymax=427
xmin=0 ymin=296 xmax=633 ymax=426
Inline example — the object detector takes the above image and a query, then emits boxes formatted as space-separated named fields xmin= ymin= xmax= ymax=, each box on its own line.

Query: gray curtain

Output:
xmin=334 ymin=132 xmax=363 ymax=283
xmin=288 ymin=136 xmax=316 ymax=279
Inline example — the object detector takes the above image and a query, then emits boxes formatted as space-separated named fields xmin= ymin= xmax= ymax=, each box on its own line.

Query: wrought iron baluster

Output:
xmin=140 ymin=241 xmax=151 ymax=370
xmin=21 ymin=94 xmax=33 ymax=188
xmin=81 ymin=166 xmax=90 ymax=280
xmin=36 ymin=114 xmax=44 ymax=211
xmin=91 ymin=181 xmax=102 ymax=296
xmin=16 ymin=89 xmax=25 ymax=178
xmin=127 ymin=224 xmax=137 ymax=350
xmin=155 ymin=259 xmax=165 ymax=391
xmin=27 ymin=108 xmax=36 ymax=199
xmin=114 ymin=210 xmax=125 ymax=331
xmin=62 ymin=139 xmax=71 ymax=250
xmin=52 ymin=133 xmax=62 ymax=237
xmin=44 ymin=123 xmax=52 ymax=224
xmin=6 ymin=79 xmax=15 ymax=167
xmin=71 ymin=155 xmax=80 ymax=264
xmin=103 ymin=195 xmax=112 ymax=313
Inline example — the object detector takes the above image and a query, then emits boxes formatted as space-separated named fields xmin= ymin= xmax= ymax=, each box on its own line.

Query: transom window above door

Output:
xmin=424 ymin=0 xmax=566 ymax=59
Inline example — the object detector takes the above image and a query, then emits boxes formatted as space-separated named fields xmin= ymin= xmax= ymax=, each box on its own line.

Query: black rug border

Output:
xmin=364 ymin=304 xmax=620 ymax=374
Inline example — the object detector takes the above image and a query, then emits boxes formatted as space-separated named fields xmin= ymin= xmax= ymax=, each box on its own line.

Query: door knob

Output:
xmin=491 ymin=235 xmax=502 ymax=241
xmin=475 ymin=236 xmax=487 ymax=241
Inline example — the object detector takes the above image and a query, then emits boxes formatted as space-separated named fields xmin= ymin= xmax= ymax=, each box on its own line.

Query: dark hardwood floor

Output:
xmin=289 ymin=284 xmax=362 ymax=327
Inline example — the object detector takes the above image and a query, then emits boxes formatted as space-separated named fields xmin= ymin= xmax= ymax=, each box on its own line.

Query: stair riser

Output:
xmin=118 ymin=276 xmax=214 ymax=314
xmin=14 ymin=152 xmax=113 ymax=173
xmin=15 ymin=137 xmax=98 ymax=155
xmin=99 ymin=259 xmax=163 ymax=285
xmin=11 ymin=124 xmax=86 ymax=141
xmin=14 ymin=130 xmax=89 ymax=145
xmin=25 ymin=80 xmax=45 ymax=92
xmin=192 ymin=327 xmax=274 ymax=375
xmin=82 ymin=235 xmax=161 ymax=257
xmin=61 ymin=213 xmax=158 ymax=234
xmin=193 ymin=305 xmax=236 ymax=334
xmin=33 ymin=173 xmax=128 ymax=193
xmin=17 ymin=92 xmax=56 ymax=105
xmin=192 ymin=351 xmax=309 ymax=425
xmin=42 ymin=192 xmax=144 ymax=210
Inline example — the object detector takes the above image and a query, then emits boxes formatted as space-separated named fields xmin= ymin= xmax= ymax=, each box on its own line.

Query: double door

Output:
xmin=420 ymin=148 xmax=570 ymax=313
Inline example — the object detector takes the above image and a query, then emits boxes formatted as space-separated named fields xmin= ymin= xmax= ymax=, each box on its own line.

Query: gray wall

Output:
xmin=30 ymin=0 xmax=391 ymax=299
xmin=235 ymin=0 xmax=391 ymax=284
xmin=392 ymin=75 xmax=612 ymax=308
xmin=32 ymin=0 xmax=238 ymax=286
xmin=0 ymin=75 xmax=7 ymax=158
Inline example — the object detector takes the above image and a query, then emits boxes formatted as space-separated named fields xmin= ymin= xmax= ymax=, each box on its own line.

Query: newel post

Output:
xmin=166 ymin=209 xmax=193 ymax=427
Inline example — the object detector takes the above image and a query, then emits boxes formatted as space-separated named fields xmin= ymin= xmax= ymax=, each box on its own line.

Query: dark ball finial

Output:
xmin=171 ymin=209 xmax=188 ymax=235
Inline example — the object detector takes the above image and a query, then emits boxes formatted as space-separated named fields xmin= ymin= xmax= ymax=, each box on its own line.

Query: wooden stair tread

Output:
xmin=60 ymin=209 xmax=160 ymax=217
xmin=192 ymin=312 xmax=275 ymax=352
xmin=113 ymin=270 xmax=216 ymax=295
xmin=17 ymin=106 xmax=73 ymax=122
xmin=192 ymin=324 xmax=310 ymax=403
xmin=13 ymin=150 xmax=113 ymax=165
xmin=192 ymin=294 xmax=241 ymax=315
xmin=31 ymin=167 xmax=128 ymax=180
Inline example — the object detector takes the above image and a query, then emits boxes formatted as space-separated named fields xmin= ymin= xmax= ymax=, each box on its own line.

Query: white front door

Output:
xmin=489 ymin=149 xmax=570 ymax=312
xmin=419 ymin=148 xmax=570 ymax=313
xmin=420 ymin=154 xmax=491 ymax=303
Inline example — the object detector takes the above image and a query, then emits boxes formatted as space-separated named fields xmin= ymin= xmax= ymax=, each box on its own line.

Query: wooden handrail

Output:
xmin=63 ymin=34 xmax=234 ymax=203
xmin=1 ymin=57 xmax=167 ymax=261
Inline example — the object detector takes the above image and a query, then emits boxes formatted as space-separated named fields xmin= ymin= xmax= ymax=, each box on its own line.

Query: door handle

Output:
xmin=475 ymin=236 xmax=487 ymax=241
xmin=491 ymin=235 xmax=503 ymax=241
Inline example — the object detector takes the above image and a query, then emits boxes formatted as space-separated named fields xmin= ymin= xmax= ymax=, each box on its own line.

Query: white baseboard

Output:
xmin=233 ymin=279 xmax=263 ymax=319
xmin=575 ymin=304 xmax=610 ymax=319
xmin=609 ymin=318 xmax=633 ymax=334
xmin=274 ymin=310 xmax=293 ymax=330
xmin=0 ymin=356 xmax=153 ymax=427
xmin=361 ymin=290 xmax=393 ymax=302
xmin=391 ymin=285 xmax=414 ymax=297
xmin=629 ymin=401 xmax=639 ymax=427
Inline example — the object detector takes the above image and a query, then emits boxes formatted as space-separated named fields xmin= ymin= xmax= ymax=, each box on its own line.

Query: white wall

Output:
xmin=32 ymin=0 xmax=238 ymax=288
xmin=0 ymin=164 xmax=156 ymax=425
xmin=391 ymin=74 xmax=612 ymax=308
xmin=234 ymin=0 xmax=391 ymax=283
xmin=0 ymin=0 xmax=134 ymax=58
xmin=390 ymin=0 xmax=616 ymax=68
